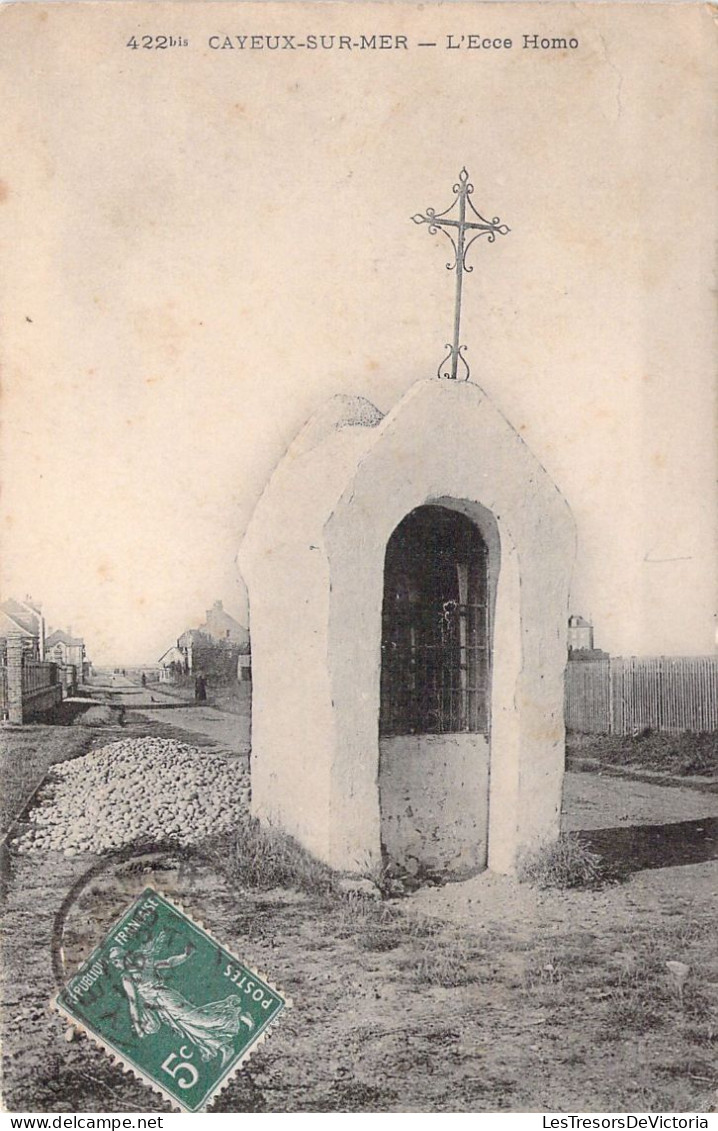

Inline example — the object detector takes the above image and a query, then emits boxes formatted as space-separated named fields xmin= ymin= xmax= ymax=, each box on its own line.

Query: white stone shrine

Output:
xmin=239 ymin=377 xmax=575 ymax=878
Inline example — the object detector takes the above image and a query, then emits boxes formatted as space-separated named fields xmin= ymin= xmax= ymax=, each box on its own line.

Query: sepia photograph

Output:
xmin=0 ymin=1 xmax=716 ymax=1114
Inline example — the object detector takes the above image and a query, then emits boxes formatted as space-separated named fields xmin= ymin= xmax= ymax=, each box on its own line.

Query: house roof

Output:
xmin=177 ymin=629 xmax=210 ymax=646
xmin=158 ymin=645 xmax=184 ymax=665
xmin=46 ymin=629 xmax=84 ymax=647
xmin=0 ymin=609 xmax=35 ymax=639
xmin=202 ymin=601 xmax=244 ymax=627
xmin=1 ymin=599 xmax=41 ymax=636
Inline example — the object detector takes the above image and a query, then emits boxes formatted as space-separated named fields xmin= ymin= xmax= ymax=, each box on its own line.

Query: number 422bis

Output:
xmin=126 ymin=35 xmax=189 ymax=49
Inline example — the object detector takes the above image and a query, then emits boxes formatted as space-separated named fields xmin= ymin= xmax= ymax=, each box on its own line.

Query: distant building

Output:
xmin=45 ymin=629 xmax=85 ymax=671
xmin=159 ymin=601 xmax=250 ymax=683
xmin=176 ymin=629 xmax=211 ymax=672
xmin=157 ymin=645 xmax=186 ymax=683
xmin=197 ymin=600 xmax=249 ymax=648
xmin=568 ymin=615 xmax=594 ymax=653
xmin=45 ymin=628 xmax=88 ymax=691
xmin=567 ymin=615 xmax=609 ymax=661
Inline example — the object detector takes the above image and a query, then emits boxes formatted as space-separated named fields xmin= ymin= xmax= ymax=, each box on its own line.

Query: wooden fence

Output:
xmin=565 ymin=656 xmax=718 ymax=735
xmin=565 ymin=658 xmax=611 ymax=733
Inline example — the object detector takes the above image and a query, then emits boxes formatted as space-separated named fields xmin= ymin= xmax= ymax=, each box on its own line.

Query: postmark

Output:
xmin=53 ymin=886 xmax=289 ymax=1113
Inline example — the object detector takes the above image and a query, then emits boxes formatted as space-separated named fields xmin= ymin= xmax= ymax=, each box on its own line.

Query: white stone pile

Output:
xmin=13 ymin=737 xmax=250 ymax=856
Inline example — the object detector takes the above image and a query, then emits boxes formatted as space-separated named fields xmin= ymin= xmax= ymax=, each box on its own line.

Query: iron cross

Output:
xmin=412 ymin=168 xmax=510 ymax=381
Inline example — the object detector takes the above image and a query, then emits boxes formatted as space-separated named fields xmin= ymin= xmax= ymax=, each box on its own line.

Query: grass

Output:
xmin=344 ymin=902 xmax=405 ymax=952
xmin=600 ymin=920 xmax=718 ymax=1045
xmin=516 ymin=918 xmax=718 ymax=1111
xmin=522 ymin=948 xmax=564 ymax=990
xmin=221 ymin=821 xmax=718 ymax=1104
xmin=214 ymin=818 xmax=339 ymax=896
xmin=414 ymin=935 xmax=483 ymax=987
xmin=212 ymin=821 xmax=492 ymax=986
xmin=517 ymin=833 xmax=609 ymax=889
xmin=567 ymin=729 xmax=718 ymax=777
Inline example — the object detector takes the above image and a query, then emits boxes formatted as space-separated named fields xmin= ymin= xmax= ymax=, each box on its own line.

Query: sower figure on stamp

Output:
xmin=109 ymin=931 xmax=254 ymax=1066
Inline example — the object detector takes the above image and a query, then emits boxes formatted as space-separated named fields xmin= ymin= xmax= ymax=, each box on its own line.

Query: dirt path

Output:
xmin=132 ymin=704 xmax=249 ymax=755
xmin=408 ymin=854 xmax=718 ymax=937
xmin=97 ymin=683 xmax=250 ymax=756
xmin=563 ymin=773 xmax=718 ymax=830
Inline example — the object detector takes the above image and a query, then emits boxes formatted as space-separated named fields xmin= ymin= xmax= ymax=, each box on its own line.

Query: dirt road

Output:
xmin=94 ymin=679 xmax=250 ymax=755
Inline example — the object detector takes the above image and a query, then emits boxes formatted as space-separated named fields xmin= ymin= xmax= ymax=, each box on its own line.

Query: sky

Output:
xmin=0 ymin=1 xmax=715 ymax=665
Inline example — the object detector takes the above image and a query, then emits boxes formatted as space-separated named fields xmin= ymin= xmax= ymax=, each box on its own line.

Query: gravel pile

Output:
xmin=13 ymin=737 xmax=250 ymax=856
xmin=71 ymin=704 xmax=117 ymax=727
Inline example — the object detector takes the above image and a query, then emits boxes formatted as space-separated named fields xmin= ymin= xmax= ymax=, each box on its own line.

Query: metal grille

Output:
xmin=380 ymin=506 xmax=490 ymax=737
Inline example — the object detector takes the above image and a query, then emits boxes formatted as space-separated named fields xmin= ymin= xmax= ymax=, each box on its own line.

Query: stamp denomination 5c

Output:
xmin=53 ymin=887 xmax=289 ymax=1112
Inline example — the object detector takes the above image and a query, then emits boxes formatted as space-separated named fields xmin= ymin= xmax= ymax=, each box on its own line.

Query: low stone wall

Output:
xmin=23 ymin=683 xmax=63 ymax=720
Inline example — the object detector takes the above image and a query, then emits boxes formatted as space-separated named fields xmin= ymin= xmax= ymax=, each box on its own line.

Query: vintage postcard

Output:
xmin=0 ymin=0 xmax=716 ymax=1115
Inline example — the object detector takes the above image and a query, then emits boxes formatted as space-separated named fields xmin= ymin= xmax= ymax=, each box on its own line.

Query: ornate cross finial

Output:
xmin=412 ymin=168 xmax=510 ymax=381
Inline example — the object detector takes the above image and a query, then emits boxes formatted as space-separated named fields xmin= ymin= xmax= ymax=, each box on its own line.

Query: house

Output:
xmin=158 ymin=603 xmax=250 ymax=685
xmin=45 ymin=629 xmax=85 ymax=671
xmin=197 ymin=600 xmax=249 ymax=648
xmin=177 ymin=629 xmax=211 ymax=672
xmin=45 ymin=628 xmax=87 ymax=693
xmin=158 ymin=602 xmax=250 ymax=685
xmin=568 ymin=614 xmax=593 ymax=653
xmin=157 ymin=645 xmax=186 ymax=683
xmin=567 ymin=615 xmax=609 ymax=661
xmin=0 ymin=597 xmax=45 ymax=658
xmin=0 ymin=597 xmax=63 ymax=722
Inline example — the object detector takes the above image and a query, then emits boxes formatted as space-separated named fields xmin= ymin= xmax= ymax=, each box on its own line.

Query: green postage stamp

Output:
xmin=53 ymin=888 xmax=289 ymax=1112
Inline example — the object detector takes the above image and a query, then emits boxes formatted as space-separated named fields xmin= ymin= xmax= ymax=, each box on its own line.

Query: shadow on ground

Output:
xmin=581 ymin=817 xmax=718 ymax=876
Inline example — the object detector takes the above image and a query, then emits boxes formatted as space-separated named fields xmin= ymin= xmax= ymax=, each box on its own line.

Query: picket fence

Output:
xmin=565 ymin=655 xmax=718 ymax=734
